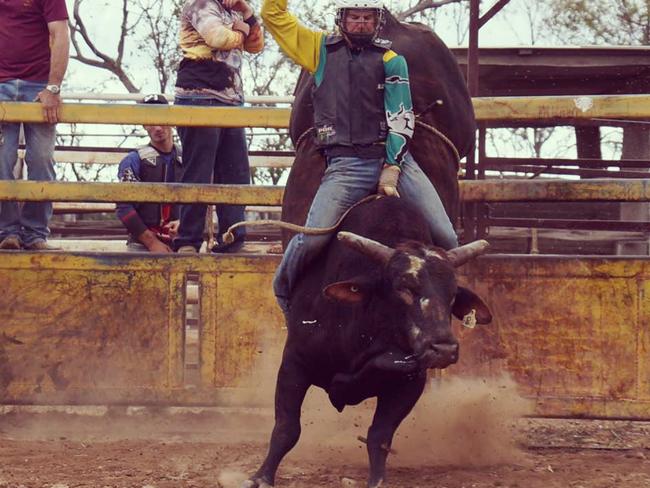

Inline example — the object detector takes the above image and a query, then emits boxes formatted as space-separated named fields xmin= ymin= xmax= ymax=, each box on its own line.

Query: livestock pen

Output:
xmin=1 ymin=96 xmax=650 ymax=487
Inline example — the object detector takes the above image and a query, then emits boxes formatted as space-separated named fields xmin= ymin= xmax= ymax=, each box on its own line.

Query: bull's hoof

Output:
xmin=240 ymin=478 xmax=273 ymax=488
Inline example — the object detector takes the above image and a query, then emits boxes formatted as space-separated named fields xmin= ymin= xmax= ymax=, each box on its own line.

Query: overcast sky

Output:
xmin=63 ymin=0 xmax=555 ymax=95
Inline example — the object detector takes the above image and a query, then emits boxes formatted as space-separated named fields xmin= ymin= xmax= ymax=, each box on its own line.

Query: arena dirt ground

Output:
xmin=1 ymin=376 xmax=650 ymax=488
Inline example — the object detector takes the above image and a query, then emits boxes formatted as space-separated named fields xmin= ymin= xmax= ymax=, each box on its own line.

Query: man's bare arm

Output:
xmin=37 ymin=20 xmax=69 ymax=124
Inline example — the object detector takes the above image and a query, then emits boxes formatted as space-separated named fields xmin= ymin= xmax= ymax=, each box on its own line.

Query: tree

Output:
xmin=68 ymin=0 xmax=141 ymax=93
xmin=63 ymin=0 xmax=475 ymax=184
xmin=540 ymin=0 xmax=649 ymax=160
xmin=542 ymin=0 xmax=650 ymax=45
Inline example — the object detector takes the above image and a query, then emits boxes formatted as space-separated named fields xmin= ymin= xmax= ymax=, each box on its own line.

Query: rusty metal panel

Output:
xmin=637 ymin=279 xmax=650 ymax=402
xmin=205 ymin=257 xmax=284 ymax=389
xmin=0 ymin=253 xmax=190 ymax=404
xmin=455 ymin=257 xmax=650 ymax=419
xmin=3 ymin=251 xmax=650 ymax=418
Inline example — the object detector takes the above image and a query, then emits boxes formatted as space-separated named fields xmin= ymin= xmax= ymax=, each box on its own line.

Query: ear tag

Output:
xmin=462 ymin=309 xmax=477 ymax=329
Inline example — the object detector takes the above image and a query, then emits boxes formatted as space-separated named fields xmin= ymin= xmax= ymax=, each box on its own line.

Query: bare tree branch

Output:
xmin=396 ymin=0 xmax=463 ymax=21
xmin=68 ymin=0 xmax=140 ymax=93
xmin=115 ymin=0 xmax=129 ymax=67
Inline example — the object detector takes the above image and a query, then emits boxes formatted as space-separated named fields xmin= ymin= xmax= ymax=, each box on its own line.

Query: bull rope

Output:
xmin=294 ymin=120 xmax=460 ymax=163
xmin=221 ymin=194 xmax=383 ymax=245
xmin=414 ymin=119 xmax=461 ymax=163
xmin=223 ymin=117 xmax=460 ymax=245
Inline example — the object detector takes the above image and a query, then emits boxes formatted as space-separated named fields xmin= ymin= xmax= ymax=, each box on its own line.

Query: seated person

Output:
xmin=115 ymin=94 xmax=184 ymax=252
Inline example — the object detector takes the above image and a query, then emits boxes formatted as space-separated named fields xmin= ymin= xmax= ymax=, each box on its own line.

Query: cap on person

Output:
xmin=141 ymin=94 xmax=169 ymax=105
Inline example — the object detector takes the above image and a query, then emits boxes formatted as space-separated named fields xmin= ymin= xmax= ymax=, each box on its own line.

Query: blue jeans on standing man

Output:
xmin=173 ymin=96 xmax=250 ymax=251
xmin=0 ymin=79 xmax=56 ymax=245
xmin=273 ymin=151 xmax=458 ymax=313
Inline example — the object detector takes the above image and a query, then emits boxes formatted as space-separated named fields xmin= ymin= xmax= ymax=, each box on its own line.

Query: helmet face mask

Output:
xmin=335 ymin=1 xmax=385 ymax=47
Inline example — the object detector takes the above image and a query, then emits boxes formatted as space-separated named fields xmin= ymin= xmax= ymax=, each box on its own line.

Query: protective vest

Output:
xmin=133 ymin=144 xmax=183 ymax=232
xmin=312 ymin=35 xmax=391 ymax=152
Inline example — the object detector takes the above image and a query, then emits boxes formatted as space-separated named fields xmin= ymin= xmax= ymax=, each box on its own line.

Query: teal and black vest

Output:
xmin=312 ymin=35 xmax=391 ymax=154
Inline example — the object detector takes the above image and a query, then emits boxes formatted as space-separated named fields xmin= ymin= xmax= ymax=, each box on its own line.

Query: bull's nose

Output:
xmin=431 ymin=342 xmax=459 ymax=365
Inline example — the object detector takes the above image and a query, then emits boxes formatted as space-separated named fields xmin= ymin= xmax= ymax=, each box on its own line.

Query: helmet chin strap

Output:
xmin=342 ymin=30 xmax=375 ymax=48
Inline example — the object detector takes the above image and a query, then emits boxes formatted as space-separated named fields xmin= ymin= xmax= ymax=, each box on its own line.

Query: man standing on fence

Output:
xmin=116 ymin=95 xmax=184 ymax=253
xmin=173 ymin=0 xmax=264 ymax=254
xmin=0 ymin=0 xmax=70 ymax=251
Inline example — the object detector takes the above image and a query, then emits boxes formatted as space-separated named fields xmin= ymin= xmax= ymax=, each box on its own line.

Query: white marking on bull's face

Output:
xmin=406 ymin=256 xmax=425 ymax=278
xmin=409 ymin=324 xmax=422 ymax=341
xmin=424 ymin=249 xmax=446 ymax=261
xmin=419 ymin=297 xmax=431 ymax=314
xmin=302 ymin=319 xmax=318 ymax=325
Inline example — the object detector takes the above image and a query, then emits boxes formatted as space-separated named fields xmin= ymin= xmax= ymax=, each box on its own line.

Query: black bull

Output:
xmin=245 ymin=12 xmax=488 ymax=488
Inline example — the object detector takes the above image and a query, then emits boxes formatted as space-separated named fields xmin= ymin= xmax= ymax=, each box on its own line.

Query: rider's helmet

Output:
xmin=334 ymin=0 xmax=385 ymax=47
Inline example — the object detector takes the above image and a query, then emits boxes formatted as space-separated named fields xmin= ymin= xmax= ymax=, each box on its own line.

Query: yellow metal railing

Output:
xmin=1 ymin=95 xmax=649 ymax=206
xmin=0 ymin=102 xmax=291 ymax=127
xmin=1 ymin=94 xmax=650 ymax=126
xmin=3 ymin=179 xmax=650 ymax=205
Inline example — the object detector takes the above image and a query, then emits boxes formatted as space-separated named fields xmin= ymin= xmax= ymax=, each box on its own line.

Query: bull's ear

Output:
xmin=452 ymin=286 xmax=492 ymax=325
xmin=323 ymin=279 xmax=369 ymax=304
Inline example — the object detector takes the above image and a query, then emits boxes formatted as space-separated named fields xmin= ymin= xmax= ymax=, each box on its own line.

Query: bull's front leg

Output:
xmin=243 ymin=359 xmax=310 ymax=488
xmin=366 ymin=374 xmax=426 ymax=488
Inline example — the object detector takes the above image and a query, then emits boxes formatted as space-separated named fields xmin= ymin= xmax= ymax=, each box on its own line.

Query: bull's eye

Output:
xmin=396 ymin=289 xmax=414 ymax=305
xmin=350 ymin=285 xmax=359 ymax=293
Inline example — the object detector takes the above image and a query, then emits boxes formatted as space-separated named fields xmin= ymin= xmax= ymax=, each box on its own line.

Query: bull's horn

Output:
xmin=337 ymin=231 xmax=396 ymax=264
xmin=446 ymin=240 xmax=490 ymax=267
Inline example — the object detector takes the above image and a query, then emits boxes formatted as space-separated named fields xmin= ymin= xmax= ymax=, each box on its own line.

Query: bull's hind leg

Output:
xmin=243 ymin=361 xmax=309 ymax=487
xmin=366 ymin=374 xmax=426 ymax=488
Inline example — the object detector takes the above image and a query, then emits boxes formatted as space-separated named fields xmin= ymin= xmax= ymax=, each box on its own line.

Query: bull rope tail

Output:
xmin=221 ymin=194 xmax=384 ymax=245
xmin=414 ymin=119 xmax=461 ymax=164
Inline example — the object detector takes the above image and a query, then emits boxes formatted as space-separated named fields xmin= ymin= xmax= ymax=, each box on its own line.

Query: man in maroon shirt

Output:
xmin=0 ymin=0 xmax=70 ymax=250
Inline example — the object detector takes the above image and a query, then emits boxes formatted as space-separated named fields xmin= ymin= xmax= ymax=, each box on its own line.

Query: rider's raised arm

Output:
xmin=261 ymin=0 xmax=325 ymax=74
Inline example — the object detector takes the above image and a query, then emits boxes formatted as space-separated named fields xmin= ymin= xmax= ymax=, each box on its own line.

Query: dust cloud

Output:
xmin=1 ymin=331 xmax=532 ymax=474
xmin=222 ymin=337 xmax=533 ymax=470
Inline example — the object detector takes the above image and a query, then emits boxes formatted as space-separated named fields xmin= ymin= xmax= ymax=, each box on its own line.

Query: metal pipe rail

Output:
xmin=1 ymin=179 xmax=650 ymax=205
xmin=0 ymin=181 xmax=284 ymax=206
xmin=20 ymin=149 xmax=295 ymax=168
xmin=61 ymin=92 xmax=294 ymax=105
xmin=2 ymin=94 xmax=650 ymax=126
xmin=0 ymin=103 xmax=291 ymax=128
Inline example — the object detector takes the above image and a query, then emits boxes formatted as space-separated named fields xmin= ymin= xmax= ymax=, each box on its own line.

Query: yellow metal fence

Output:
xmin=2 ymin=93 xmax=650 ymax=125
xmin=2 ymin=97 xmax=650 ymax=417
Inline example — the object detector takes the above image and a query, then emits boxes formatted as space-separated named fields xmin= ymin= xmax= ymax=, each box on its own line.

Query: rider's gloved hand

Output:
xmin=378 ymin=164 xmax=401 ymax=197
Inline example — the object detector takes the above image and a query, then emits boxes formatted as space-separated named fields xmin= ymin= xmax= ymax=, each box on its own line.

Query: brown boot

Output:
xmin=0 ymin=235 xmax=21 ymax=250
xmin=24 ymin=239 xmax=61 ymax=251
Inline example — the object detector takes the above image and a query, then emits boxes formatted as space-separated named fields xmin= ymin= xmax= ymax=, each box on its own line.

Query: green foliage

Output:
xmin=541 ymin=0 xmax=650 ymax=45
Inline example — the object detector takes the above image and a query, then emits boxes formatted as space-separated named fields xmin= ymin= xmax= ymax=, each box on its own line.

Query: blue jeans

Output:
xmin=273 ymin=152 xmax=457 ymax=312
xmin=173 ymin=96 xmax=251 ymax=251
xmin=0 ymin=79 xmax=56 ymax=244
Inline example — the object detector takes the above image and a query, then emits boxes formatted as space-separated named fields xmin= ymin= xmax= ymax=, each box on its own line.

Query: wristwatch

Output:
xmin=45 ymin=84 xmax=61 ymax=94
